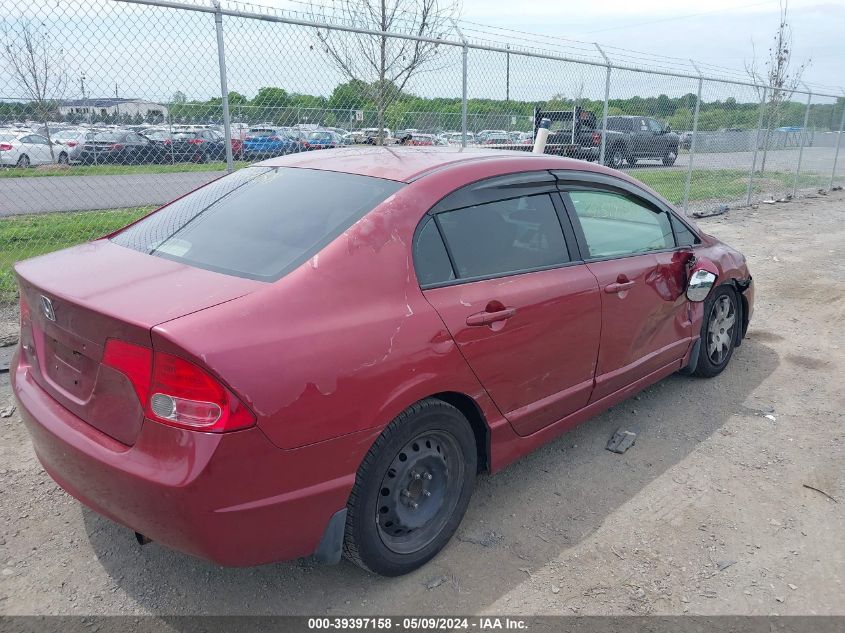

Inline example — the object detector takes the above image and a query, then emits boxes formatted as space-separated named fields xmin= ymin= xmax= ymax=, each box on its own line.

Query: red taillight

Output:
xmin=101 ymin=339 xmax=254 ymax=432
xmin=66 ymin=140 xmax=78 ymax=147
xmin=109 ymin=143 xmax=124 ymax=150
xmin=102 ymin=339 xmax=153 ymax=404
xmin=163 ymin=139 xmax=172 ymax=145
xmin=0 ymin=143 xmax=12 ymax=151
xmin=187 ymin=138 xmax=204 ymax=145
xmin=592 ymin=132 xmax=601 ymax=146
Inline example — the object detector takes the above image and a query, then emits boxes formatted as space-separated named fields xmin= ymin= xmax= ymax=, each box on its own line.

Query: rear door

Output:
xmin=416 ymin=173 xmax=602 ymax=436
xmin=561 ymin=184 xmax=692 ymax=402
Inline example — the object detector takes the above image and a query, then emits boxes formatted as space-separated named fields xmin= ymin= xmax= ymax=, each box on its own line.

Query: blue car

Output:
xmin=242 ymin=127 xmax=299 ymax=159
xmin=304 ymin=130 xmax=343 ymax=150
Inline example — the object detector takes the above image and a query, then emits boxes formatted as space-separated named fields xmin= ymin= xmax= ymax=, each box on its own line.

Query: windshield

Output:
xmin=111 ymin=167 xmax=403 ymax=281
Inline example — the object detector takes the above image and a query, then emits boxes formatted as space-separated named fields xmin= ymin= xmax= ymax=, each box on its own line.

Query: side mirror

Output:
xmin=686 ymin=257 xmax=719 ymax=302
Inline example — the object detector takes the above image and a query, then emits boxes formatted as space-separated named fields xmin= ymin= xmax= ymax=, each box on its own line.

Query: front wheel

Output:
xmin=694 ymin=286 xmax=738 ymax=378
xmin=343 ymin=399 xmax=477 ymax=576
xmin=16 ymin=154 xmax=30 ymax=168
xmin=662 ymin=149 xmax=677 ymax=166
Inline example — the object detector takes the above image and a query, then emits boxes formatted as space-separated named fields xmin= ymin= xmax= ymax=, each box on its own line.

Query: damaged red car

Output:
xmin=12 ymin=147 xmax=753 ymax=576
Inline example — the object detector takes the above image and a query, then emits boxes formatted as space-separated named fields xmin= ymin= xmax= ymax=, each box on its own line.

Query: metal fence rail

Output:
xmin=0 ymin=0 xmax=843 ymax=303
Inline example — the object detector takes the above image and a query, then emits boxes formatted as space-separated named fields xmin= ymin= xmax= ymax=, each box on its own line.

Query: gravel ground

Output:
xmin=0 ymin=192 xmax=843 ymax=616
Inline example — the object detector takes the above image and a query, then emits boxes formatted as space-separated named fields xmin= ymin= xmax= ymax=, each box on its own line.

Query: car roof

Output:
xmin=255 ymin=147 xmax=618 ymax=183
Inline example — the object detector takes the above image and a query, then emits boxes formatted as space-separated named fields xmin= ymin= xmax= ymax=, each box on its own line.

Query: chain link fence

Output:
xmin=1 ymin=0 xmax=844 ymax=304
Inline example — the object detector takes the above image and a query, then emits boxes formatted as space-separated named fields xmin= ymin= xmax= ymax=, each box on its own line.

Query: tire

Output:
xmin=57 ymin=152 xmax=69 ymax=165
xmin=16 ymin=154 xmax=30 ymax=168
xmin=626 ymin=155 xmax=637 ymax=166
xmin=343 ymin=398 xmax=477 ymax=576
xmin=606 ymin=146 xmax=624 ymax=169
xmin=662 ymin=149 xmax=677 ymax=166
xmin=694 ymin=285 xmax=739 ymax=378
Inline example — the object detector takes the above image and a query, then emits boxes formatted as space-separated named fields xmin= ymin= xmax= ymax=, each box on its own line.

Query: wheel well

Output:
xmin=430 ymin=391 xmax=489 ymax=474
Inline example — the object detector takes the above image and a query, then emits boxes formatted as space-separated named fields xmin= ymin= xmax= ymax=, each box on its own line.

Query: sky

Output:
xmin=1 ymin=0 xmax=841 ymax=106
xmin=456 ymin=0 xmax=843 ymax=92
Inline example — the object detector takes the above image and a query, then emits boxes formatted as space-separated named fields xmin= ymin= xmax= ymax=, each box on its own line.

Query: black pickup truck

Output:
xmin=491 ymin=107 xmax=680 ymax=168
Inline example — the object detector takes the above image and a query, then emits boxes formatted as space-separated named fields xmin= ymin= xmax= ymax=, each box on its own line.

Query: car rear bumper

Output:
xmin=12 ymin=353 xmax=374 ymax=566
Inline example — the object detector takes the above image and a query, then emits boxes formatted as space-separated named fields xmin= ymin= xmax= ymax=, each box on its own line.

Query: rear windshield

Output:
xmin=92 ymin=131 xmax=122 ymax=141
xmin=111 ymin=167 xmax=403 ymax=281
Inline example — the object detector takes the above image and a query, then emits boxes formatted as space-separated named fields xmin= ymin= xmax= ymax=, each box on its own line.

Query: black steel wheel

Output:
xmin=343 ymin=399 xmax=477 ymax=576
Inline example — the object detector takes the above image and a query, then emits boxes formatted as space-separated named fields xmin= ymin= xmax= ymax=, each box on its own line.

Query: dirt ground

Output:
xmin=0 ymin=192 xmax=843 ymax=617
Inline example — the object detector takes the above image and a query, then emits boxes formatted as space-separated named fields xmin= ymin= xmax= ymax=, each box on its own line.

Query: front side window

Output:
xmin=111 ymin=167 xmax=403 ymax=281
xmin=435 ymin=194 xmax=569 ymax=279
xmin=647 ymin=119 xmax=663 ymax=133
xmin=567 ymin=190 xmax=674 ymax=258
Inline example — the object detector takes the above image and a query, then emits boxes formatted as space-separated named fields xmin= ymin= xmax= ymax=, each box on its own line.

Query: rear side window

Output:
xmin=435 ymin=194 xmax=569 ymax=280
xmin=567 ymin=190 xmax=674 ymax=258
xmin=414 ymin=218 xmax=454 ymax=286
xmin=112 ymin=167 xmax=402 ymax=281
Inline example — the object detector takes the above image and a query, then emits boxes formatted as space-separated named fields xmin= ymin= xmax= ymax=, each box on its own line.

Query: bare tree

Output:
xmin=310 ymin=0 xmax=460 ymax=144
xmin=2 ymin=21 xmax=67 ymax=161
xmin=745 ymin=0 xmax=810 ymax=171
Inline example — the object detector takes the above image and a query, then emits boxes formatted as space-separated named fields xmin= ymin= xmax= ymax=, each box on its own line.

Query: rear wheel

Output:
xmin=626 ymin=155 xmax=637 ymax=166
xmin=606 ymin=146 xmax=624 ymax=169
xmin=16 ymin=154 xmax=30 ymax=168
xmin=694 ymin=285 xmax=738 ymax=378
xmin=343 ymin=399 xmax=477 ymax=576
xmin=57 ymin=152 xmax=69 ymax=165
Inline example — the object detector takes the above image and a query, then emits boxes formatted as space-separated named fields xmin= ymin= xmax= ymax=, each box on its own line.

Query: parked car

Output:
xmin=359 ymin=128 xmax=394 ymax=144
xmin=77 ymin=130 xmax=168 ymax=165
xmin=0 ymin=130 xmax=68 ymax=167
xmin=11 ymin=148 xmax=753 ymax=577
xmin=476 ymin=129 xmax=508 ymax=143
xmin=399 ymin=133 xmax=437 ymax=146
xmin=680 ymin=131 xmax=693 ymax=150
xmin=481 ymin=132 xmax=512 ymax=145
xmin=172 ymin=129 xmax=244 ymax=163
xmin=242 ymin=127 xmax=300 ymax=159
xmin=602 ymin=116 xmax=680 ymax=167
xmin=50 ymin=129 xmax=90 ymax=163
xmin=304 ymin=130 xmax=344 ymax=150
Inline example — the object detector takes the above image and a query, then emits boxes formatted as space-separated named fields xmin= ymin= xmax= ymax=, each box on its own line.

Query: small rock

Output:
xmin=0 ymin=405 xmax=15 ymax=419
xmin=425 ymin=575 xmax=448 ymax=590
xmin=788 ymin=584 xmax=798 ymax=590
xmin=551 ymin=585 xmax=560 ymax=594
xmin=775 ymin=596 xmax=784 ymax=603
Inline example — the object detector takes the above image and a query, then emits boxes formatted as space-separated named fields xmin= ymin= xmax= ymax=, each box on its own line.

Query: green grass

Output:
xmin=636 ymin=168 xmax=829 ymax=205
xmin=0 ymin=161 xmax=247 ymax=178
xmin=0 ymin=207 xmax=152 ymax=303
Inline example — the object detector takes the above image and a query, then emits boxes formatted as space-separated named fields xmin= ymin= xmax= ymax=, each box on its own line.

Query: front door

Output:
xmin=563 ymin=187 xmax=692 ymax=402
xmin=415 ymin=187 xmax=602 ymax=436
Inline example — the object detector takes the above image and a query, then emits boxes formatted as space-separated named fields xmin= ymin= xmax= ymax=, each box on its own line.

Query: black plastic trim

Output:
xmin=313 ymin=507 xmax=347 ymax=565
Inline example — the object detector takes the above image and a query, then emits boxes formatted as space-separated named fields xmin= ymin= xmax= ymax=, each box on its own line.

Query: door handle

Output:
xmin=466 ymin=308 xmax=516 ymax=327
xmin=604 ymin=281 xmax=635 ymax=294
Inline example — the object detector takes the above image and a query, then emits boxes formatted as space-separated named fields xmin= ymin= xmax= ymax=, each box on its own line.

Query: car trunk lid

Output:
xmin=15 ymin=239 xmax=263 ymax=445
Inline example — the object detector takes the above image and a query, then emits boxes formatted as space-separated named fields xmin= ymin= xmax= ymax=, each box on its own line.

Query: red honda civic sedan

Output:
xmin=11 ymin=148 xmax=753 ymax=576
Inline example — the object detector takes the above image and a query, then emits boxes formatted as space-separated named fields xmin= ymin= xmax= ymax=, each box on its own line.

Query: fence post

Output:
xmin=746 ymin=86 xmax=768 ymax=205
xmin=682 ymin=61 xmax=703 ymax=215
xmin=792 ymin=84 xmax=812 ymax=198
xmin=829 ymin=91 xmax=845 ymax=190
xmin=595 ymin=43 xmax=611 ymax=166
xmin=450 ymin=19 xmax=468 ymax=147
xmin=212 ymin=0 xmax=234 ymax=172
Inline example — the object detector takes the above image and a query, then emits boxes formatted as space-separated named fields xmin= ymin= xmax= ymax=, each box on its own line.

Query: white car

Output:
xmin=0 ymin=130 xmax=67 ymax=167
